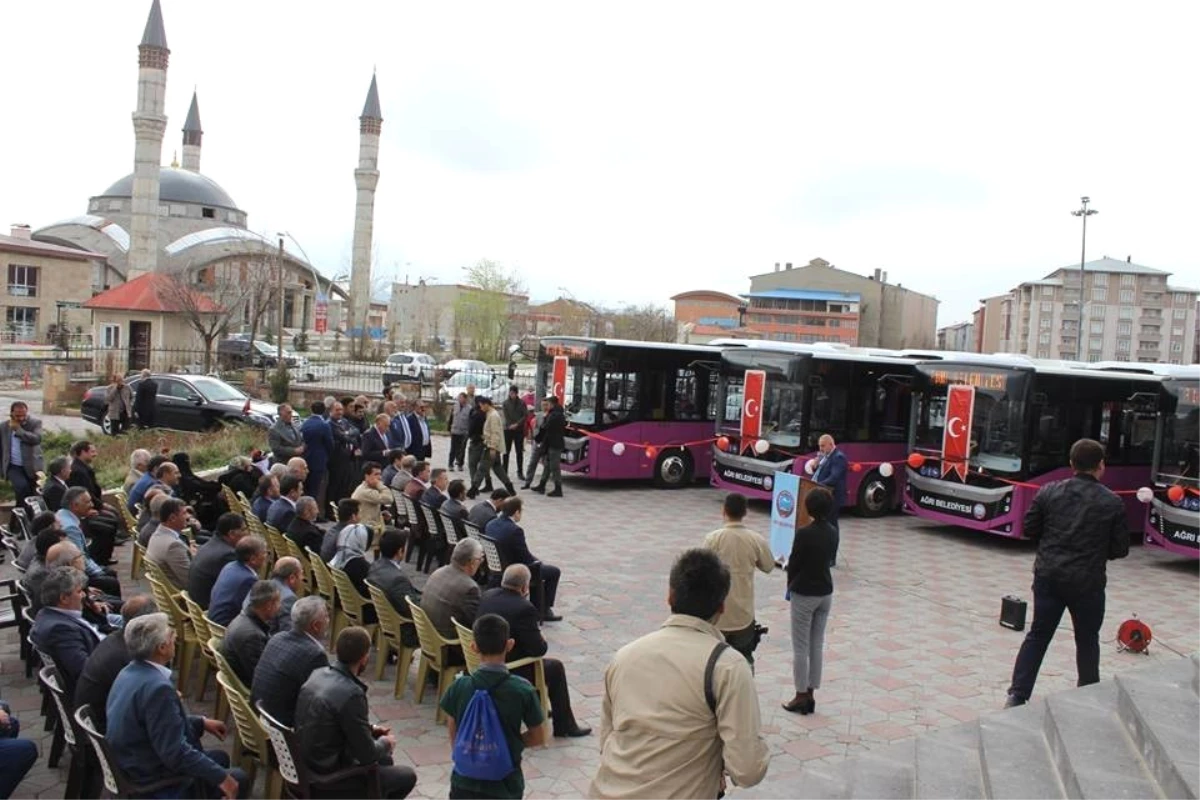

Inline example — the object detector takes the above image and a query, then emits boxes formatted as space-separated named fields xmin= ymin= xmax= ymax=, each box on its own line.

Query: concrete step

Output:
xmin=979 ymin=701 xmax=1066 ymax=799
xmin=1115 ymin=658 xmax=1200 ymax=799
xmin=1044 ymin=681 xmax=1159 ymax=799
xmin=915 ymin=722 xmax=984 ymax=799
xmin=845 ymin=740 xmax=916 ymax=799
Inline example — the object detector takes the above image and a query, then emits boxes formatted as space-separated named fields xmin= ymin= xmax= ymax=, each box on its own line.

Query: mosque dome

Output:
xmin=95 ymin=166 xmax=240 ymax=211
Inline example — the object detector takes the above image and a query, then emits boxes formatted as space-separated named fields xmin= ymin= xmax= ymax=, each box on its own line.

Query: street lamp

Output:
xmin=278 ymin=231 xmax=330 ymax=356
xmin=1071 ymin=196 xmax=1098 ymax=361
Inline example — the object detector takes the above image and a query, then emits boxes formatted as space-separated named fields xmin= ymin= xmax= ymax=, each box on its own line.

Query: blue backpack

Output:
xmin=451 ymin=678 xmax=514 ymax=782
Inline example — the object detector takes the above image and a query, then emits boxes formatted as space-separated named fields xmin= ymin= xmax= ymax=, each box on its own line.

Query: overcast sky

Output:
xmin=2 ymin=1 xmax=1196 ymax=326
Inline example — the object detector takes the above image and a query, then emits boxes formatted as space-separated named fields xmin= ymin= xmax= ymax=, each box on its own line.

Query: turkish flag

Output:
xmin=740 ymin=369 xmax=766 ymax=443
xmin=551 ymin=356 xmax=568 ymax=406
xmin=941 ymin=384 xmax=975 ymax=480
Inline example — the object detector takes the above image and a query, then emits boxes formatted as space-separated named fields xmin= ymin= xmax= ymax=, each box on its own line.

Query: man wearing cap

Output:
xmin=467 ymin=396 xmax=515 ymax=499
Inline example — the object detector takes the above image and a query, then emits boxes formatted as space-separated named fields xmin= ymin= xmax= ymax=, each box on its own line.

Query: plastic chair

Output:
xmin=25 ymin=494 xmax=48 ymax=518
xmin=452 ymin=617 xmax=551 ymax=721
xmin=257 ymin=701 xmax=381 ymax=799
xmin=144 ymin=571 xmax=196 ymax=692
xmin=75 ymin=704 xmax=191 ymax=799
xmin=210 ymin=637 xmax=250 ymax=701
xmin=39 ymin=665 xmax=85 ymax=798
xmin=404 ymin=596 xmax=464 ymax=722
xmin=179 ymin=591 xmax=220 ymax=711
xmin=478 ymin=535 xmax=504 ymax=585
xmin=263 ymin=525 xmax=289 ymax=565
xmin=329 ymin=566 xmax=376 ymax=642
xmin=438 ymin=511 xmax=463 ymax=548
xmin=217 ymin=671 xmax=281 ymax=799
xmin=280 ymin=537 xmax=311 ymax=595
xmin=305 ymin=549 xmax=338 ymax=648
xmin=365 ymin=581 xmax=417 ymax=699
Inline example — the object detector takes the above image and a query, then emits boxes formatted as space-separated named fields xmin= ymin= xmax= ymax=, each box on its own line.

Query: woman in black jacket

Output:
xmin=783 ymin=487 xmax=837 ymax=714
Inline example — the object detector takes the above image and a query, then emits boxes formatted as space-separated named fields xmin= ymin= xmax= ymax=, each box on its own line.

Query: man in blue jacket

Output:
xmin=812 ymin=434 xmax=847 ymax=567
xmin=485 ymin=497 xmax=563 ymax=622
xmin=300 ymin=401 xmax=334 ymax=516
xmin=105 ymin=612 xmax=248 ymax=798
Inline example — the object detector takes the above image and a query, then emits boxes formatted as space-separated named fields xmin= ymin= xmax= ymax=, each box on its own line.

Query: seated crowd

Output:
xmin=2 ymin=393 xmax=585 ymax=799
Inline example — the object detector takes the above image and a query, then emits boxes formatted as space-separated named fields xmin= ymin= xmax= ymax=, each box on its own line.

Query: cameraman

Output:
xmin=703 ymin=493 xmax=776 ymax=669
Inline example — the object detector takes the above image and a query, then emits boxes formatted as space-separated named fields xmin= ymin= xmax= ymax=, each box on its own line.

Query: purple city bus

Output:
xmin=534 ymin=337 xmax=721 ymax=487
xmin=708 ymin=341 xmax=919 ymax=515
xmin=903 ymin=355 xmax=1162 ymax=538
xmin=1143 ymin=365 xmax=1199 ymax=557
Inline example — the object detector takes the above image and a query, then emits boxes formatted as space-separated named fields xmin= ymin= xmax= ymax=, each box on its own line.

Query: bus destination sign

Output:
xmin=929 ymin=369 xmax=1008 ymax=392
xmin=542 ymin=342 xmax=594 ymax=362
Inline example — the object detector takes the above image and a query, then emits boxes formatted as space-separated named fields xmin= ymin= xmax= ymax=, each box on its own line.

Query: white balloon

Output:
xmin=612 ymin=442 xmax=626 ymax=456
xmin=804 ymin=458 xmax=818 ymax=475
xmin=753 ymin=438 xmax=770 ymax=454
xmin=878 ymin=462 xmax=894 ymax=478
xmin=1136 ymin=486 xmax=1153 ymax=504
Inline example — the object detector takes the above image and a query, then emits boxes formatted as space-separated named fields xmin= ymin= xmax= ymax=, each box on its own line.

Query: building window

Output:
xmin=1038 ymin=333 xmax=1050 ymax=344
xmin=1121 ymin=274 xmax=1135 ymax=287
xmin=1119 ymin=289 xmax=1134 ymax=303
xmin=1119 ymin=306 xmax=1134 ymax=320
xmin=1175 ymin=309 xmax=1188 ymax=319
xmin=1173 ymin=292 xmax=1188 ymax=305
xmin=1140 ymin=325 xmax=1159 ymax=335
xmin=1040 ymin=301 xmax=1052 ymax=312
xmin=1039 ymin=317 xmax=1052 ymax=329
xmin=1092 ymin=273 xmax=1108 ymax=287
xmin=1041 ymin=285 xmax=1055 ymax=297
xmin=1091 ymin=304 xmax=1106 ymax=318
xmin=1089 ymin=320 xmax=1104 ymax=334
xmin=100 ymin=324 xmax=121 ymax=349
xmin=1117 ymin=338 xmax=1130 ymax=352
xmin=1037 ymin=349 xmax=1049 ymax=358
xmin=5 ymin=306 xmax=37 ymax=340
xmin=1091 ymin=287 xmax=1107 ymax=302
xmin=1173 ymin=326 xmax=1185 ymax=336
xmin=1087 ymin=353 xmax=1101 ymax=363
xmin=1172 ymin=342 xmax=1184 ymax=353
xmin=1089 ymin=337 xmax=1102 ymax=351
xmin=1118 ymin=322 xmax=1132 ymax=336
xmin=202 ymin=207 xmax=216 ymax=219
xmin=7 ymin=264 xmax=38 ymax=298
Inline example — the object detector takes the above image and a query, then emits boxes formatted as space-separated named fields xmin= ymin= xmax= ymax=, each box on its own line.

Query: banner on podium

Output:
xmin=769 ymin=470 xmax=800 ymax=559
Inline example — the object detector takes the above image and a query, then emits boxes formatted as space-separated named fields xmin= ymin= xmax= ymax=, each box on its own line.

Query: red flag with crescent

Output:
xmin=551 ymin=356 xmax=567 ymax=406
xmin=941 ymin=384 xmax=975 ymax=480
xmin=740 ymin=369 xmax=766 ymax=443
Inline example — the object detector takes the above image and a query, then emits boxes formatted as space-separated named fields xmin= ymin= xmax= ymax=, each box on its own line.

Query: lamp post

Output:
xmin=1071 ymin=196 xmax=1098 ymax=361
xmin=276 ymin=234 xmax=285 ymax=363
xmin=278 ymin=231 xmax=327 ymax=358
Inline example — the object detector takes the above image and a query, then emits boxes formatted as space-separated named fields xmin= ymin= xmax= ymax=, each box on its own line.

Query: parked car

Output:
xmin=382 ymin=351 xmax=437 ymax=390
xmin=436 ymin=370 xmax=508 ymax=403
xmin=439 ymin=358 xmax=490 ymax=379
xmin=81 ymin=374 xmax=279 ymax=434
xmin=217 ymin=338 xmax=335 ymax=382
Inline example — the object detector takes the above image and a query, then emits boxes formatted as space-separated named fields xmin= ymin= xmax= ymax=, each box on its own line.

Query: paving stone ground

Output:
xmin=4 ymin=436 xmax=1197 ymax=798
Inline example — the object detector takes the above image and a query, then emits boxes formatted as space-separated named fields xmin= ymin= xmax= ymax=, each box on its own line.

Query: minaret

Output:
xmin=127 ymin=0 xmax=169 ymax=278
xmin=181 ymin=90 xmax=202 ymax=172
xmin=348 ymin=73 xmax=381 ymax=344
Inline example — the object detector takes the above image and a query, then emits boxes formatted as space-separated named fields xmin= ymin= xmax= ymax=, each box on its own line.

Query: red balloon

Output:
xmin=907 ymin=452 xmax=926 ymax=469
xmin=1167 ymin=485 xmax=1186 ymax=503
xmin=850 ymin=462 xmax=863 ymax=473
xmin=645 ymin=445 xmax=658 ymax=460
xmin=716 ymin=436 xmax=730 ymax=452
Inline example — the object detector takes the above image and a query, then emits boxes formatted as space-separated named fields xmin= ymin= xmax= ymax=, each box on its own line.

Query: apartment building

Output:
xmin=936 ymin=321 xmax=976 ymax=352
xmin=991 ymin=256 xmax=1197 ymax=364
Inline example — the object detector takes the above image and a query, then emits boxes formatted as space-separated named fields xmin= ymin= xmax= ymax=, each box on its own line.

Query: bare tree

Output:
xmin=156 ymin=265 xmax=251 ymax=371
xmin=608 ymin=303 xmax=675 ymax=342
xmin=453 ymin=259 xmax=526 ymax=361
xmin=243 ymin=259 xmax=279 ymax=350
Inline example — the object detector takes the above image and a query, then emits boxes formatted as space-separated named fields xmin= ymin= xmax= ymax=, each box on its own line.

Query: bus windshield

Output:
xmin=1159 ymin=378 xmax=1200 ymax=485
xmin=717 ymin=375 xmax=804 ymax=448
xmin=913 ymin=365 xmax=1027 ymax=474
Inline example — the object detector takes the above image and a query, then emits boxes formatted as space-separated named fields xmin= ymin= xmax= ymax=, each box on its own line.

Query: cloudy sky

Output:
xmin=2 ymin=1 xmax=1196 ymax=326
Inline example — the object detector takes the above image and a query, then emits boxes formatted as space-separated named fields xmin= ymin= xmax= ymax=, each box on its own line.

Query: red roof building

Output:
xmin=83 ymin=272 xmax=220 ymax=313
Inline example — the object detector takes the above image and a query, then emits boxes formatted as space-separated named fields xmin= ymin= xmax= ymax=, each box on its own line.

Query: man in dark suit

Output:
xmin=403 ymin=402 xmax=433 ymax=461
xmin=41 ymin=456 xmax=72 ymax=512
xmin=300 ymin=401 xmax=334 ymax=512
xmin=362 ymin=413 xmax=403 ymax=467
xmin=485 ymin=497 xmax=562 ymax=622
xmin=251 ymin=596 xmax=330 ymax=727
xmin=30 ymin=567 xmax=103 ymax=700
xmin=812 ymin=434 xmax=848 ymax=566
xmin=478 ymin=565 xmax=590 ymax=738
xmin=267 ymin=475 xmax=303 ymax=533
xmin=366 ymin=530 xmax=420 ymax=647
xmin=467 ymin=488 xmax=509 ymax=530
xmin=67 ymin=440 xmax=121 ymax=565
xmin=251 ymin=474 xmax=278 ymax=523
xmin=106 ymin=613 xmax=248 ymax=799
xmin=207 ymin=536 xmax=268 ymax=627
xmin=133 ymin=369 xmax=158 ymax=429
xmin=187 ymin=512 xmax=246 ymax=609
xmin=286 ymin=496 xmax=325 ymax=555
xmin=1 ymin=401 xmax=43 ymax=507
xmin=222 ymin=580 xmax=280 ymax=687
xmin=75 ymin=594 xmax=157 ymax=731
xmin=420 ymin=468 xmax=449 ymax=510
xmin=441 ymin=479 xmax=469 ymax=521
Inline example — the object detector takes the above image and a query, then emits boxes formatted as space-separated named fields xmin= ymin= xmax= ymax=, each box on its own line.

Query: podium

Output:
xmin=795 ymin=476 xmax=819 ymax=530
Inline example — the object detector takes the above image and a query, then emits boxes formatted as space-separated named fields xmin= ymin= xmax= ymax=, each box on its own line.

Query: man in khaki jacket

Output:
xmin=591 ymin=549 xmax=770 ymax=799
xmin=703 ymin=493 xmax=775 ymax=668
xmin=350 ymin=462 xmax=393 ymax=528
xmin=467 ymin=396 xmax=516 ymax=498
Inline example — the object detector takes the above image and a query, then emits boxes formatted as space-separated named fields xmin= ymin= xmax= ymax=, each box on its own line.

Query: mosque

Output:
xmin=31 ymin=0 xmax=380 ymax=368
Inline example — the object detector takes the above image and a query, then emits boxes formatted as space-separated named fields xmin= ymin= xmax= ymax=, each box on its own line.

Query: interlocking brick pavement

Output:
xmin=4 ymin=435 xmax=1197 ymax=798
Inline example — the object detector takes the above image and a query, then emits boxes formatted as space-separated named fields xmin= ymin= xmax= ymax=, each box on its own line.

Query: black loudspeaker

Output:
xmin=1000 ymin=595 xmax=1027 ymax=631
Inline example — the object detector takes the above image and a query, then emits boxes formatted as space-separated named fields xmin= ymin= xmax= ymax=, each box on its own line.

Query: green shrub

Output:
xmin=268 ymin=365 xmax=290 ymax=404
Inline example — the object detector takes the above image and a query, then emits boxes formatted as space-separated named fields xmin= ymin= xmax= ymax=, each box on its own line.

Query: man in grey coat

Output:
xmin=1 ymin=401 xmax=43 ymax=506
xmin=267 ymin=404 xmax=305 ymax=463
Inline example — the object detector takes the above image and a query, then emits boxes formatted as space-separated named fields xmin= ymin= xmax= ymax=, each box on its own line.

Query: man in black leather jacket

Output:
xmin=295 ymin=627 xmax=417 ymax=798
xmin=1005 ymin=438 xmax=1130 ymax=707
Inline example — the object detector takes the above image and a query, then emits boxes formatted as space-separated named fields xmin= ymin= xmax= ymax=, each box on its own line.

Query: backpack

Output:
xmin=451 ymin=676 xmax=514 ymax=782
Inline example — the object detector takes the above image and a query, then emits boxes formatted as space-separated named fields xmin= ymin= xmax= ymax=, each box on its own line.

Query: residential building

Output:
xmin=670 ymin=290 xmax=747 ymax=343
xmin=525 ymin=297 xmax=608 ymax=338
xmin=387 ymin=281 xmax=528 ymax=356
xmin=990 ymin=256 xmax=1198 ymax=364
xmin=0 ymin=225 xmax=116 ymax=345
xmin=936 ymin=321 xmax=976 ymax=352
xmin=972 ymin=293 xmax=1009 ymax=354
xmin=746 ymin=258 xmax=938 ymax=348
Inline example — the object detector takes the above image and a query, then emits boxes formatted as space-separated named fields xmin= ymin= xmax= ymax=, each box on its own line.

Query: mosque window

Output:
xmin=202 ymin=207 xmax=215 ymax=219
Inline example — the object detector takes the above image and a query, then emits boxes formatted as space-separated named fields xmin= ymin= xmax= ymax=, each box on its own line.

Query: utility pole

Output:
xmin=1071 ymin=196 xmax=1098 ymax=361
xmin=277 ymin=234 xmax=285 ymax=363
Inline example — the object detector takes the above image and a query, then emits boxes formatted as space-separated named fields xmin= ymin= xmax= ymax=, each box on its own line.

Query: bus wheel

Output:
xmin=857 ymin=472 xmax=894 ymax=517
xmin=654 ymin=448 xmax=693 ymax=489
